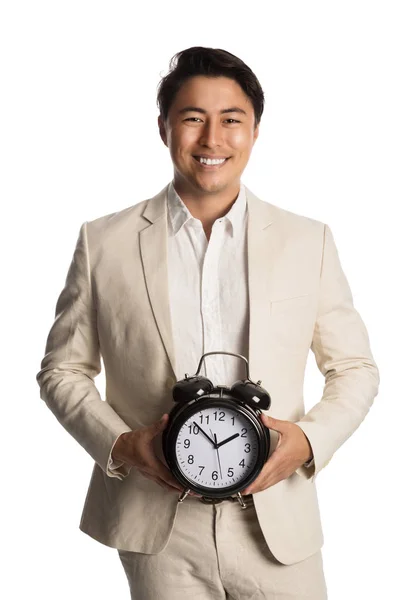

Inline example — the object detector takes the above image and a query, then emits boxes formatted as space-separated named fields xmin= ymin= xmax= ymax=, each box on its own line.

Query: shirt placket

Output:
xmin=200 ymin=221 xmax=226 ymax=385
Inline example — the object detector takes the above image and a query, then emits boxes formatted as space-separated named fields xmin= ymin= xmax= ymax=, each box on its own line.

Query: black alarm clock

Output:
xmin=162 ymin=351 xmax=271 ymax=509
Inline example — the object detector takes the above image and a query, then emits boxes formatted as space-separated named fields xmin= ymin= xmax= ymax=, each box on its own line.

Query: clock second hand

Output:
xmin=210 ymin=430 xmax=223 ymax=480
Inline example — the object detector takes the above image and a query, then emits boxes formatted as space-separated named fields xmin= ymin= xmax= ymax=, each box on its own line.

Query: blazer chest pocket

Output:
xmin=270 ymin=293 xmax=314 ymax=315
xmin=270 ymin=293 xmax=317 ymax=347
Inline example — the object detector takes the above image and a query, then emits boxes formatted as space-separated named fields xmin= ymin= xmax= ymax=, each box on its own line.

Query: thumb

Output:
xmin=157 ymin=413 xmax=169 ymax=429
xmin=261 ymin=414 xmax=284 ymax=432
xmin=146 ymin=413 xmax=168 ymax=439
xmin=149 ymin=414 xmax=169 ymax=438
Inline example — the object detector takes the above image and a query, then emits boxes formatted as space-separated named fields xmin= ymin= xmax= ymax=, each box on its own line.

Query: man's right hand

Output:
xmin=112 ymin=413 xmax=199 ymax=495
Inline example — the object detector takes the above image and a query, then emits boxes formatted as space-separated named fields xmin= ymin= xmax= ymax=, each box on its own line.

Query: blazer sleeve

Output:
xmin=108 ymin=433 xmax=133 ymax=475
xmin=294 ymin=223 xmax=380 ymax=481
xmin=36 ymin=222 xmax=133 ymax=481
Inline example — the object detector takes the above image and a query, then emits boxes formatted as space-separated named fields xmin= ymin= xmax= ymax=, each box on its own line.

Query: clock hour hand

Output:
xmin=192 ymin=421 xmax=216 ymax=447
xmin=216 ymin=433 xmax=240 ymax=449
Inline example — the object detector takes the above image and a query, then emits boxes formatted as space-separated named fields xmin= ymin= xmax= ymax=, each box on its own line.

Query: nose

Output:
xmin=199 ymin=119 xmax=223 ymax=148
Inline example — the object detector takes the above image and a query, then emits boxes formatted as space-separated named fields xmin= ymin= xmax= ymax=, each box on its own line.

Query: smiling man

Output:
xmin=36 ymin=46 xmax=379 ymax=600
xmin=158 ymin=74 xmax=259 ymax=240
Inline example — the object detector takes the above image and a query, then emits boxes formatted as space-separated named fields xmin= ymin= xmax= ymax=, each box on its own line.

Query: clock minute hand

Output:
xmin=216 ymin=433 xmax=240 ymax=449
xmin=193 ymin=421 xmax=216 ymax=447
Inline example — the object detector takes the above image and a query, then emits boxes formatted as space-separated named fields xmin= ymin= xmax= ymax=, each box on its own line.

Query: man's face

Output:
xmin=158 ymin=75 xmax=259 ymax=195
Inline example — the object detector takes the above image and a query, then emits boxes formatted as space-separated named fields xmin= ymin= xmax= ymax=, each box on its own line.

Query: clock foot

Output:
xmin=236 ymin=492 xmax=248 ymax=510
xmin=178 ymin=488 xmax=191 ymax=503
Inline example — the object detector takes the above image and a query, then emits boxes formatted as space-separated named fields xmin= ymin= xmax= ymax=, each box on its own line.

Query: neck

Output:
xmin=172 ymin=178 xmax=241 ymax=229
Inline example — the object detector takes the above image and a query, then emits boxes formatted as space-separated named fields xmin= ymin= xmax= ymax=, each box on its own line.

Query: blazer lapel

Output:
xmin=138 ymin=182 xmax=280 ymax=387
xmin=139 ymin=184 xmax=178 ymax=381
xmin=245 ymin=185 xmax=278 ymax=386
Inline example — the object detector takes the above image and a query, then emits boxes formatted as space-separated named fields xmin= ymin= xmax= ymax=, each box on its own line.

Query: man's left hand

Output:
xmin=241 ymin=414 xmax=313 ymax=495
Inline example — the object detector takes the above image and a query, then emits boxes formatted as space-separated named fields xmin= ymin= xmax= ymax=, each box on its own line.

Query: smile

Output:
xmin=193 ymin=156 xmax=231 ymax=169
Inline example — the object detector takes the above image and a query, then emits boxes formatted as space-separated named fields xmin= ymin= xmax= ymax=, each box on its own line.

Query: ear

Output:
xmin=158 ymin=115 xmax=168 ymax=147
xmin=253 ymin=123 xmax=260 ymax=144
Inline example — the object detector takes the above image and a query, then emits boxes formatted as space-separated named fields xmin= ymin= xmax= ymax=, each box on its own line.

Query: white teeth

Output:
xmin=199 ymin=157 xmax=226 ymax=165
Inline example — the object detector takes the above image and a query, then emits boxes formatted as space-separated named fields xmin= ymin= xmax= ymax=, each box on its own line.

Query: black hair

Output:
xmin=156 ymin=46 xmax=265 ymax=129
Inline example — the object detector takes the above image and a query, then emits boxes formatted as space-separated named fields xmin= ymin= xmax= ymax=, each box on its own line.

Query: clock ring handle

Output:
xmin=194 ymin=351 xmax=256 ymax=384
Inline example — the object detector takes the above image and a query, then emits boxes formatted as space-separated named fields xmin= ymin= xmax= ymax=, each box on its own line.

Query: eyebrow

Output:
xmin=178 ymin=106 xmax=247 ymax=116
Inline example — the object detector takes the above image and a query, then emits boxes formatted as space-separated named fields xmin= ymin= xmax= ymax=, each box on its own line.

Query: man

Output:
xmin=36 ymin=46 xmax=379 ymax=599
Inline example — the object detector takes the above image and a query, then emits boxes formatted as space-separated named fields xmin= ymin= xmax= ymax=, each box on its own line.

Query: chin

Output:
xmin=197 ymin=184 xmax=226 ymax=195
xmin=192 ymin=177 xmax=229 ymax=194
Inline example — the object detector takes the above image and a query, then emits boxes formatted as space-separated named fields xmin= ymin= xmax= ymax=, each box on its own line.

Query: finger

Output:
xmin=243 ymin=453 xmax=284 ymax=493
xmin=150 ymin=474 xmax=178 ymax=494
xmin=143 ymin=414 xmax=169 ymax=440
xmin=152 ymin=458 xmax=185 ymax=490
xmin=243 ymin=444 xmax=302 ymax=493
xmin=243 ymin=469 xmax=283 ymax=494
xmin=138 ymin=469 xmax=182 ymax=494
xmin=260 ymin=451 xmax=285 ymax=479
xmin=258 ymin=459 xmax=296 ymax=490
xmin=154 ymin=476 xmax=181 ymax=493
xmin=137 ymin=439 xmax=185 ymax=492
xmin=145 ymin=464 xmax=184 ymax=492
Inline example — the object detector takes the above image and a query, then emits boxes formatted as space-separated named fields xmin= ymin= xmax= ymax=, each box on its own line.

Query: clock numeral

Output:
xmin=212 ymin=471 xmax=219 ymax=480
xmin=198 ymin=466 xmax=205 ymax=475
xmin=239 ymin=459 xmax=245 ymax=468
xmin=227 ymin=467 xmax=234 ymax=478
xmin=199 ymin=415 xmax=210 ymax=425
xmin=231 ymin=415 xmax=235 ymax=426
xmin=244 ymin=443 xmax=251 ymax=453
xmin=184 ymin=439 xmax=190 ymax=449
xmin=213 ymin=410 xmax=225 ymax=421
xmin=241 ymin=427 xmax=247 ymax=438
xmin=188 ymin=455 xmax=194 ymax=464
xmin=188 ymin=424 xmax=199 ymax=435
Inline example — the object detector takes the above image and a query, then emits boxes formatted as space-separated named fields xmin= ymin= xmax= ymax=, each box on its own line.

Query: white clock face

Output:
xmin=174 ymin=405 xmax=260 ymax=490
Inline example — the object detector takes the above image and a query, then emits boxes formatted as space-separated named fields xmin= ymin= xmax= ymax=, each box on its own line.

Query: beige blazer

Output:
xmin=36 ymin=183 xmax=379 ymax=565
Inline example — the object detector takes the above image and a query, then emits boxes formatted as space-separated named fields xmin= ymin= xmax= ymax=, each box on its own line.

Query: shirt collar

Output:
xmin=167 ymin=181 xmax=247 ymax=238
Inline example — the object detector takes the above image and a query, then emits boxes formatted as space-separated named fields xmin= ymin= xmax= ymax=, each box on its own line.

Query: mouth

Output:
xmin=192 ymin=156 xmax=231 ymax=170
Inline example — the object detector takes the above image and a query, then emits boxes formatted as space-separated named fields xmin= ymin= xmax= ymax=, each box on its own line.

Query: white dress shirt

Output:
xmin=108 ymin=181 xmax=314 ymax=472
xmin=166 ymin=180 xmax=249 ymax=384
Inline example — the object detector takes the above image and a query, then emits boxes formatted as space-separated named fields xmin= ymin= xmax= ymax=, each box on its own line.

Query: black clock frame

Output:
xmin=162 ymin=391 xmax=271 ymax=499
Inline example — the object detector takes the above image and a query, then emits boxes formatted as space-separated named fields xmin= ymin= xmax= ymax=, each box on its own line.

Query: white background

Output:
xmin=1 ymin=1 xmax=398 ymax=598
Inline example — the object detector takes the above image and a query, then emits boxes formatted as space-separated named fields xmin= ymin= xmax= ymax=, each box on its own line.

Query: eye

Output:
xmin=183 ymin=117 xmax=241 ymax=124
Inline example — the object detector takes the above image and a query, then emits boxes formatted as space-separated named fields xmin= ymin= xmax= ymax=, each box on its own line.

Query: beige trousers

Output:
xmin=117 ymin=494 xmax=328 ymax=599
